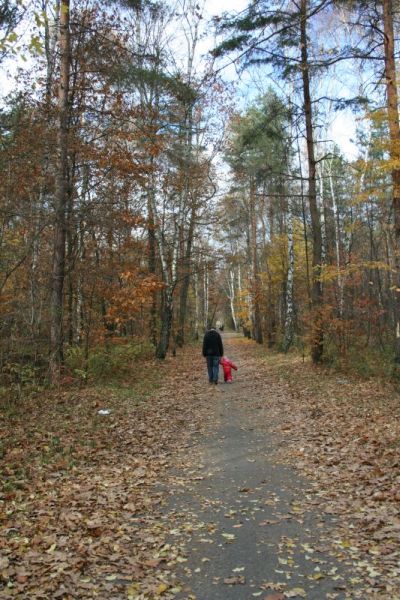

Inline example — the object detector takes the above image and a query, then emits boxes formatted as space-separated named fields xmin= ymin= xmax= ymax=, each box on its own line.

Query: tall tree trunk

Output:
xmin=66 ymin=157 xmax=75 ymax=347
xmin=175 ymin=1 xmax=202 ymax=347
xmin=318 ymin=170 xmax=327 ymax=265
xmin=30 ymin=1 xmax=60 ymax=356
xmin=249 ymin=178 xmax=263 ymax=343
xmin=156 ymin=289 xmax=173 ymax=359
xmin=176 ymin=205 xmax=195 ymax=347
xmin=29 ymin=199 xmax=42 ymax=349
xmin=135 ymin=2 xmax=159 ymax=349
xmin=296 ymin=131 xmax=311 ymax=306
xmin=76 ymin=219 xmax=85 ymax=344
xmin=300 ymin=0 xmax=323 ymax=363
xmin=152 ymin=207 xmax=176 ymax=359
xmin=327 ymin=159 xmax=344 ymax=318
xmin=283 ymin=96 xmax=296 ymax=351
xmin=283 ymin=194 xmax=295 ymax=352
xmin=227 ymin=268 xmax=238 ymax=331
xmin=382 ymin=0 xmax=400 ymax=365
xmin=44 ymin=0 xmax=61 ymax=102
xmin=50 ymin=0 xmax=70 ymax=380
xmin=147 ymin=193 xmax=158 ymax=346
xmin=264 ymin=196 xmax=276 ymax=347
xmin=203 ymin=259 xmax=209 ymax=329
xmin=193 ymin=268 xmax=200 ymax=340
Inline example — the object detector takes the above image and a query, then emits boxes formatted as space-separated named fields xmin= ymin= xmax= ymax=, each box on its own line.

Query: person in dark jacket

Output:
xmin=202 ymin=325 xmax=224 ymax=384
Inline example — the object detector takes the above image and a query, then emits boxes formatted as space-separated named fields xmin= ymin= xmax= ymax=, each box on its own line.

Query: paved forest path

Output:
xmin=4 ymin=333 xmax=398 ymax=599
xmin=162 ymin=333 xmax=363 ymax=600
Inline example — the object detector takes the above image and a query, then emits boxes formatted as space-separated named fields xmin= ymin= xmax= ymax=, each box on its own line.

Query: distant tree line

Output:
xmin=214 ymin=0 xmax=400 ymax=376
xmin=1 ymin=0 xmax=400 ymax=387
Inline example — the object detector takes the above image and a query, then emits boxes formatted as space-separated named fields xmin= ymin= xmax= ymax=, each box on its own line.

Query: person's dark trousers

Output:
xmin=206 ymin=355 xmax=220 ymax=383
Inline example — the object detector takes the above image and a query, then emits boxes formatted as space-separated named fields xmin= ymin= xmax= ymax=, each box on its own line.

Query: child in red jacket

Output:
xmin=219 ymin=356 xmax=238 ymax=383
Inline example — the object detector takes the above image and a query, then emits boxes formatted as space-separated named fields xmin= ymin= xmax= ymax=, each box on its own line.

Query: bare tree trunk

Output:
xmin=176 ymin=205 xmax=195 ymax=347
xmin=327 ymin=159 xmax=344 ymax=318
xmin=66 ymin=159 xmax=75 ymax=347
xmin=249 ymin=178 xmax=263 ymax=343
xmin=193 ymin=268 xmax=199 ymax=340
xmin=264 ymin=196 xmax=276 ymax=347
xmin=50 ymin=0 xmax=70 ymax=380
xmin=149 ymin=190 xmax=178 ymax=358
xmin=318 ymin=170 xmax=327 ymax=265
xmin=227 ymin=268 xmax=237 ymax=331
xmin=134 ymin=4 xmax=159 ymax=349
xmin=153 ymin=206 xmax=179 ymax=360
xmin=156 ymin=289 xmax=173 ymax=359
xmin=297 ymin=134 xmax=311 ymax=306
xmin=29 ymin=199 xmax=42 ymax=348
xmin=300 ymin=0 xmax=323 ymax=363
xmin=43 ymin=0 xmax=61 ymax=101
xmin=147 ymin=194 xmax=157 ymax=346
xmin=236 ymin=256 xmax=246 ymax=333
xmin=203 ymin=259 xmax=209 ymax=329
xmin=76 ymin=219 xmax=85 ymax=344
xmin=175 ymin=0 xmax=203 ymax=347
xmin=29 ymin=1 xmax=60 ymax=356
xmin=382 ymin=0 xmax=400 ymax=366
xmin=283 ymin=96 xmax=296 ymax=352
xmin=283 ymin=194 xmax=295 ymax=352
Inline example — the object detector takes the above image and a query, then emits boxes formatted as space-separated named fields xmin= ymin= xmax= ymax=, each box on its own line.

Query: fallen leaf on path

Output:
xmin=284 ymin=587 xmax=307 ymax=598
xmin=223 ymin=575 xmax=246 ymax=585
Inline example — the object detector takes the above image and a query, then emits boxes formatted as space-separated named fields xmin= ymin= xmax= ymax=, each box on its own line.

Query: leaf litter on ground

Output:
xmin=2 ymin=336 xmax=400 ymax=598
xmin=241 ymin=341 xmax=400 ymax=598
xmin=0 ymin=355 xmax=210 ymax=599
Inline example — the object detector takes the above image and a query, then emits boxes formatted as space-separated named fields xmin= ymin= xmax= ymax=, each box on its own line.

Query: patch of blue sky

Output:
xmin=0 ymin=0 xmax=378 ymax=164
xmin=204 ymin=0 xmax=379 ymax=161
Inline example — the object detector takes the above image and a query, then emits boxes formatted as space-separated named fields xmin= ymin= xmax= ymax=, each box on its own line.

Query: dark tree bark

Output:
xmin=50 ymin=0 xmax=70 ymax=380
xmin=382 ymin=0 xmax=400 ymax=365
xmin=147 ymin=195 xmax=158 ymax=347
xmin=300 ymin=0 xmax=324 ymax=363
xmin=156 ymin=289 xmax=173 ymax=359
xmin=176 ymin=87 xmax=196 ymax=348
xmin=249 ymin=178 xmax=263 ymax=343
xmin=176 ymin=205 xmax=195 ymax=347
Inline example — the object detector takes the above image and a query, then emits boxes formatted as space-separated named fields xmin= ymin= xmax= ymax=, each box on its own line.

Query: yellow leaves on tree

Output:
xmin=105 ymin=269 xmax=163 ymax=328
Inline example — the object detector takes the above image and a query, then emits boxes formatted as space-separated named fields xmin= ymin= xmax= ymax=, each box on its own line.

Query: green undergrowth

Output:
xmin=322 ymin=339 xmax=395 ymax=379
xmin=0 ymin=340 xmax=156 ymax=403
xmin=257 ymin=337 xmax=396 ymax=381
xmin=65 ymin=339 xmax=155 ymax=384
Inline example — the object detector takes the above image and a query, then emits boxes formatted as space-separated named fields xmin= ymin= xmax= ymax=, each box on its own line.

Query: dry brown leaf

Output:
xmin=223 ymin=575 xmax=246 ymax=585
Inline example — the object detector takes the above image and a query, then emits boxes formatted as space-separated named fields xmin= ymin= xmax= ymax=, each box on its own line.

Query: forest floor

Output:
xmin=1 ymin=334 xmax=400 ymax=599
